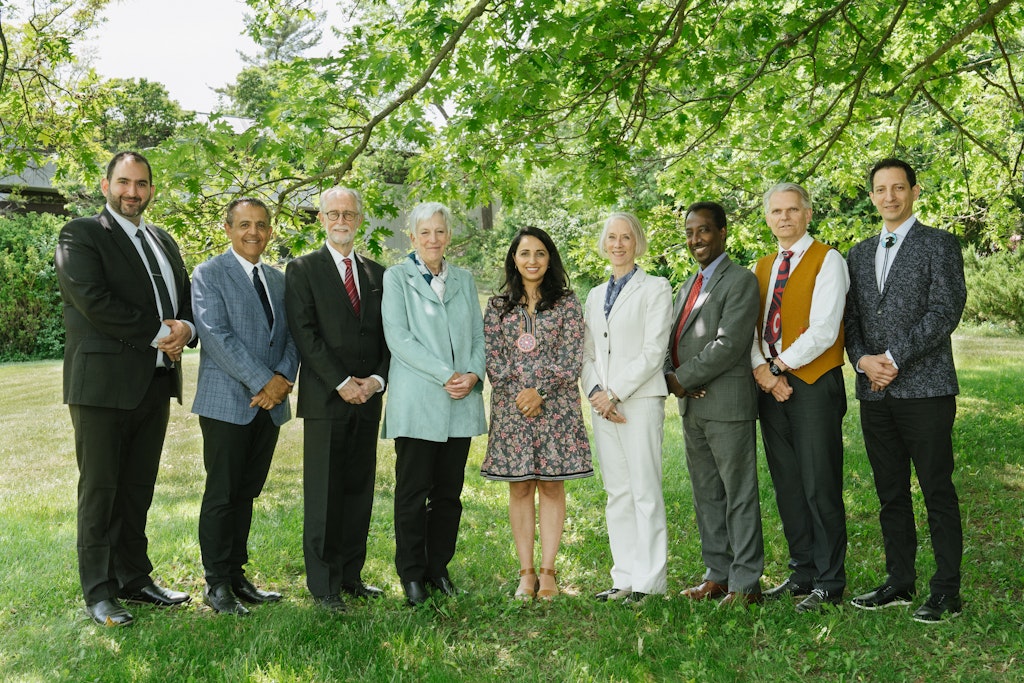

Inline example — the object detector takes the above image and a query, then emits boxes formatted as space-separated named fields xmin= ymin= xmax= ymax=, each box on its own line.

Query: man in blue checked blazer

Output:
xmin=845 ymin=158 xmax=967 ymax=624
xmin=191 ymin=198 xmax=299 ymax=616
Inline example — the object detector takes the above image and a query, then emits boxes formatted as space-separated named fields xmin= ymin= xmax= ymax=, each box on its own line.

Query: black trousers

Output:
xmin=759 ymin=366 xmax=848 ymax=593
xmin=860 ymin=394 xmax=962 ymax=595
xmin=70 ymin=371 xmax=172 ymax=604
xmin=302 ymin=414 xmax=379 ymax=597
xmin=393 ymin=437 xmax=470 ymax=583
xmin=198 ymin=411 xmax=278 ymax=587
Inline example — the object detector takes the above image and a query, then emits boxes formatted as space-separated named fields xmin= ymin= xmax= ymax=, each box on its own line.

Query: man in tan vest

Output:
xmin=751 ymin=182 xmax=850 ymax=613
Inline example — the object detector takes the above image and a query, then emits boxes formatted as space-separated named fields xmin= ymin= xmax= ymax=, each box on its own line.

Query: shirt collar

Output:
xmin=107 ymin=203 xmax=148 ymax=237
xmin=229 ymin=247 xmax=263 ymax=273
xmin=880 ymin=215 xmax=916 ymax=241
xmin=327 ymin=243 xmax=358 ymax=268
xmin=699 ymin=251 xmax=728 ymax=280
xmin=780 ymin=232 xmax=814 ymax=257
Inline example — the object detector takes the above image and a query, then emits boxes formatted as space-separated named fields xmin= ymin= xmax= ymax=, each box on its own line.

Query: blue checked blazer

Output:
xmin=191 ymin=249 xmax=299 ymax=426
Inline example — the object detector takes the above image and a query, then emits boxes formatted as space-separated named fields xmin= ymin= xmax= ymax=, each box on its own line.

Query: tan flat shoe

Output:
xmin=537 ymin=567 xmax=559 ymax=600
xmin=514 ymin=567 xmax=539 ymax=600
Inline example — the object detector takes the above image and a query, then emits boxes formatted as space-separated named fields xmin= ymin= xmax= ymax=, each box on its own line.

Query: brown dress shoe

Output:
xmin=681 ymin=580 xmax=729 ymax=600
xmin=719 ymin=591 xmax=765 ymax=608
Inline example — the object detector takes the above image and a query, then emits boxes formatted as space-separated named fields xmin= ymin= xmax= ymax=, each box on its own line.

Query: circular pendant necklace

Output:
xmin=516 ymin=306 xmax=537 ymax=352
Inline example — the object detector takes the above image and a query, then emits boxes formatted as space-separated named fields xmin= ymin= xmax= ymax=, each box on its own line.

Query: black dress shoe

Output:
xmin=120 ymin=582 xmax=191 ymax=606
xmin=912 ymin=593 xmax=962 ymax=623
xmin=86 ymin=598 xmax=134 ymax=627
xmin=851 ymin=583 xmax=915 ymax=610
xmin=341 ymin=582 xmax=384 ymax=599
xmin=403 ymin=581 xmax=429 ymax=607
xmin=795 ymin=588 xmax=844 ymax=613
xmin=204 ymin=584 xmax=250 ymax=615
xmin=763 ymin=578 xmax=812 ymax=601
xmin=426 ymin=576 xmax=463 ymax=597
xmin=621 ymin=591 xmax=649 ymax=606
xmin=232 ymin=577 xmax=282 ymax=604
xmin=313 ymin=594 xmax=347 ymax=613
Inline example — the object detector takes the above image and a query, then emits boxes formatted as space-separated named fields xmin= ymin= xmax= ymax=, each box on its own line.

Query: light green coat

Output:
xmin=381 ymin=257 xmax=486 ymax=442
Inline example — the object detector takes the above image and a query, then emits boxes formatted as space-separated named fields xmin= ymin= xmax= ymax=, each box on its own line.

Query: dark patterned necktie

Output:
xmin=763 ymin=250 xmax=792 ymax=355
xmin=252 ymin=266 xmax=273 ymax=328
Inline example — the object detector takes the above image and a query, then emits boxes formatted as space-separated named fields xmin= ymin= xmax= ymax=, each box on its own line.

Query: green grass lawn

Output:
xmin=1 ymin=330 xmax=1022 ymax=682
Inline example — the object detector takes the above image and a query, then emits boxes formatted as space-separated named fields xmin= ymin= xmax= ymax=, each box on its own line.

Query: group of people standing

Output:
xmin=55 ymin=151 xmax=965 ymax=629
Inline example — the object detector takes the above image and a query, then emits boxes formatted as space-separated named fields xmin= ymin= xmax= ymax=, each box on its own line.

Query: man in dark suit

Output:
xmin=55 ymin=151 xmax=194 ymax=627
xmin=191 ymin=198 xmax=299 ymax=616
xmin=845 ymin=158 xmax=967 ymax=623
xmin=285 ymin=186 xmax=390 ymax=613
xmin=665 ymin=201 xmax=765 ymax=607
xmin=751 ymin=182 xmax=849 ymax=613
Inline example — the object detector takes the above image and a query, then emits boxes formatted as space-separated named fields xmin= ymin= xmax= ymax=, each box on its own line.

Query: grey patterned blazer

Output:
xmin=844 ymin=220 xmax=966 ymax=402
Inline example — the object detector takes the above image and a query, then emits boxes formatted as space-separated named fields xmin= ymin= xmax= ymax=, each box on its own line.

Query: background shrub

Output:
xmin=0 ymin=212 xmax=65 ymax=361
xmin=963 ymin=245 xmax=1023 ymax=332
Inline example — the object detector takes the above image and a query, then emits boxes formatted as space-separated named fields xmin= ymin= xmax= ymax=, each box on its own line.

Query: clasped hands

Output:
xmin=445 ymin=372 xmax=479 ymax=400
xmin=665 ymin=374 xmax=707 ymax=401
xmin=515 ymin=387 xmax=543 ymax=418
xmin=858 ymin=354 xmax=898 ymax=392
xmin=251 ymin=373 xmax=294 ymax=410
xmin=753 ymin=362 xmax=793 ymax=402
xmin=156 ymin=319 xmax=191 ymax=363
xmin=589 ymin=389 xmax=626 ymax=423
xmin=337 ymin=377 xmax=382 ymax=405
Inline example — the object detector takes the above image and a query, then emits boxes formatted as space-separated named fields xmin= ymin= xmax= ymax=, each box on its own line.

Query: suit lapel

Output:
xmin=318 ymin=245 xmax=359 ymax=318
xmin=681 ymin=258 xmax=729 ymax=336
xmin=879 ymin=221 xmax=920 ymax=300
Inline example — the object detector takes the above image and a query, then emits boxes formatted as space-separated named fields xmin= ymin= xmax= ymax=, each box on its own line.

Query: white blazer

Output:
xmin=582 ymin=268 xmax=674 ymax=402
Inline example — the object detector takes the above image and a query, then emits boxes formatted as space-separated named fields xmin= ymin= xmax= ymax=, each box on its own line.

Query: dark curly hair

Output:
xmin=491 ymin=226 xmax=572 ymax=318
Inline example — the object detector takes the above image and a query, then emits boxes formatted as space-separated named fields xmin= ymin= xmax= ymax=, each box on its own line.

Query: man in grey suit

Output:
xmin=845 ymin=158 xmax=966 ymax=623
xmin=192 ymin=198 xmax=298 ymax=615
xmin=666 ymin=201 xmax=765 ymax=606
xmin=285 ymin=186 xmax=390 ymax=613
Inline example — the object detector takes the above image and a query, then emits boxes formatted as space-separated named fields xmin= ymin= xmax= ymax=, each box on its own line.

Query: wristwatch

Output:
xmin=768 ymin=359 xmax=783 ymax=376
xmin=606 ymin=390 xmax=619 ymax=405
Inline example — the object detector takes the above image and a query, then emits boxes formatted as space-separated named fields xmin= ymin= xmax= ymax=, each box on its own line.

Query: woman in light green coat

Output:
xmin=381 ymin=202 xmax=486 ymax=606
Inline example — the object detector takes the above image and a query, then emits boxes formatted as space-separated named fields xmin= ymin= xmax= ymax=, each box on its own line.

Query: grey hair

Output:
xmin=408 ymin=202 xmax=451 ymax=233
xmin=763 ymin=182 xmax=812 ymax=212
xmin=597 ymin=211 xmax=648 ymax=259
xmin=320 ymin=186 xmax=363 ymax=215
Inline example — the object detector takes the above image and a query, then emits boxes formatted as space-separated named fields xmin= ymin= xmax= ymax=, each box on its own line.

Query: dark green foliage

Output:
xmin=963 ymin=246 xmax=1024 ymax=332
xmin=0 ymin=213 xmax=66 ymax=361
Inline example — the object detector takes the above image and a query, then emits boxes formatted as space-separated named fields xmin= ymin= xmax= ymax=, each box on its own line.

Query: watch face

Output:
xmin=770 ymin=362 xmax=782 ymax=376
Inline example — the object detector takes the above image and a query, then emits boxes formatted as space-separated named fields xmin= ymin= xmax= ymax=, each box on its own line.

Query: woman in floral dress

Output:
xmin=481 ymin=226 xmax=592 ymax=600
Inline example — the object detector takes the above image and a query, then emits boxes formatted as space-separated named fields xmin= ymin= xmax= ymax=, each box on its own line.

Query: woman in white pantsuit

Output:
xmin=582 ymin=212 xmax=674 ymax=605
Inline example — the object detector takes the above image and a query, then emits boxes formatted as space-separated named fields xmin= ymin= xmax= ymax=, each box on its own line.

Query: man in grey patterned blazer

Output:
xmin=192 ymin=198 xmax=299 ymax=615
xmin=844 ymin=158 xmax=966 ymax=623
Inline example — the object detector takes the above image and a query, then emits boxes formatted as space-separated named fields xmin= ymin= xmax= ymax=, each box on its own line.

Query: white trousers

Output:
xmin=591 ymin=396 xmax=668 ymax=594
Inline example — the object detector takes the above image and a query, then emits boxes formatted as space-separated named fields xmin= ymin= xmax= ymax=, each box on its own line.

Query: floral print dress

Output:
xmin=480 ymin=293 xmax=593 ymax=481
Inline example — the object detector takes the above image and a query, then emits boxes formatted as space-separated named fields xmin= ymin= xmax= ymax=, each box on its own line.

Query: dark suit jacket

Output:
xmin=191 ymin=250 xmax=299 ymax=427
xmin=665 ymin=256 xmax=760 ymax=421
xmin=56 ymin=208 xmax=194 ymax=407
xmin=845 ymin=220 xmax=966 ymax=401
xmin=285 ymin=246 xmax=390 ymax=420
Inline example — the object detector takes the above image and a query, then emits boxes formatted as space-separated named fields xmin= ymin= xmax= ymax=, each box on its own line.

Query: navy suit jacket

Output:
xmin=190 ymin=250 xmax=299 ymax=426
xmin=56 ymin=208 xmax=194 ymax=408
xmin=844 ymin=220 xmax=966 ymax=401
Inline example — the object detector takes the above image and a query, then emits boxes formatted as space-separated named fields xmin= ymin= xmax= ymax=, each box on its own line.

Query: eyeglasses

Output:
xmin=324 ymin=210 xmax=361 ymax=222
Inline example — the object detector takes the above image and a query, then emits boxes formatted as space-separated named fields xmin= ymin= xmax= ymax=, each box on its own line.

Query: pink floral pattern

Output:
xmin=481 ymin=293 xmax=593 ymax=481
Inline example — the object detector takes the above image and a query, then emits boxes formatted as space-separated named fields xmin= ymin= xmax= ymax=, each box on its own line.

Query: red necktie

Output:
xmin=763 ymin=250 xmax=792 ymax=355
xmin=671 ymin=272 xmax=703 ymax=368
xmin=343 ymin=257 xmax=361 ymax=316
